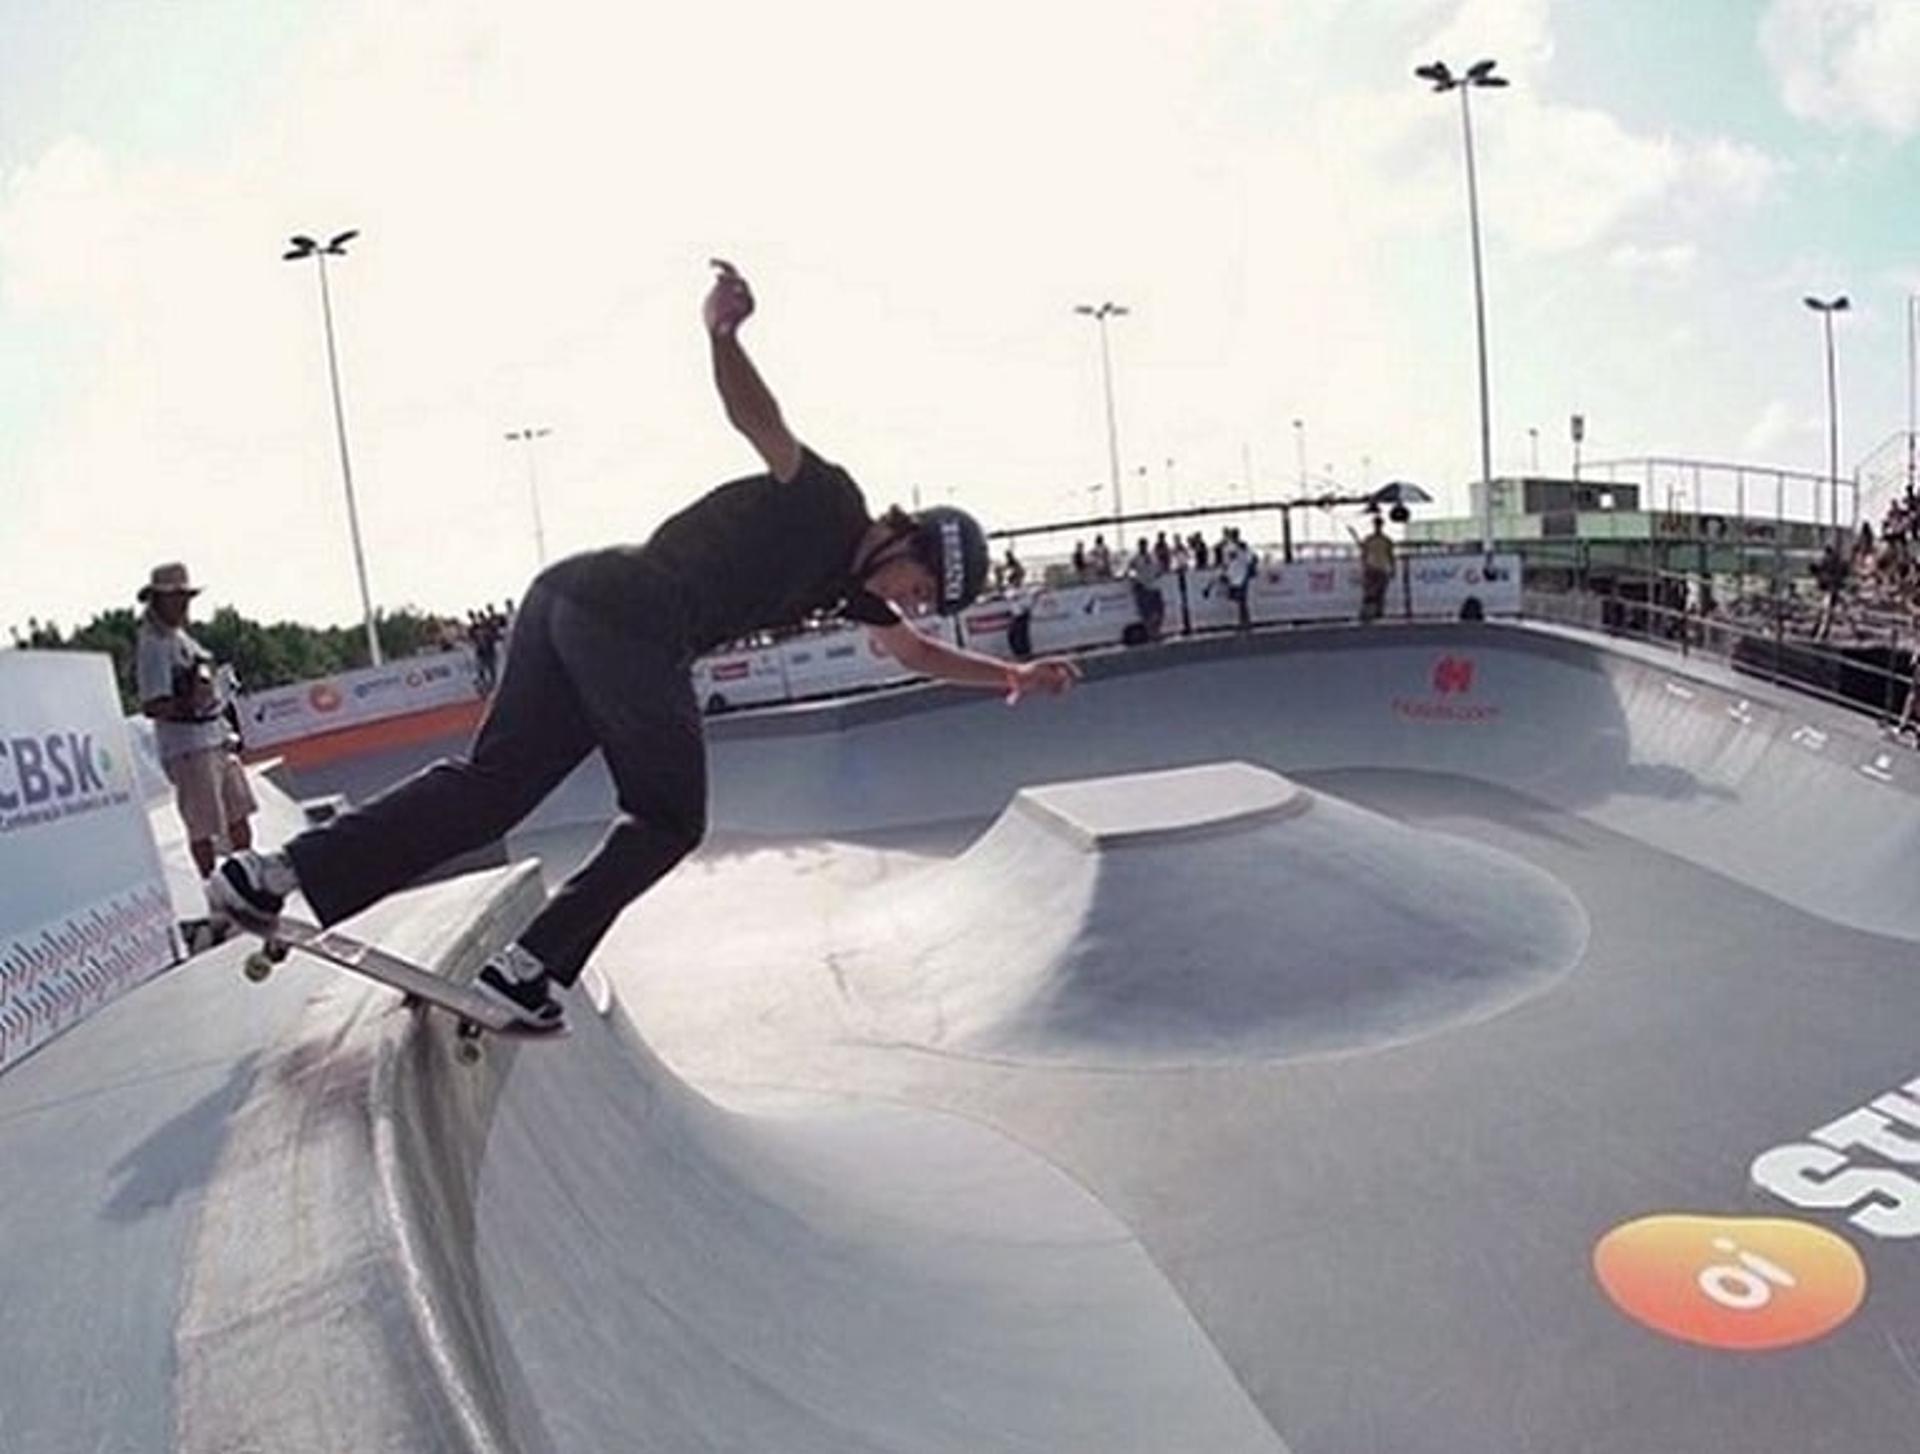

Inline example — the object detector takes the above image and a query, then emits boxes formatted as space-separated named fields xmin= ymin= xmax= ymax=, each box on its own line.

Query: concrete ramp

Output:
xmin=468 ymin=995 xmax=1283 ymax=1453
xmin=17 ymin=622 xmax=1920 ymax=1454
xmin=835 ymin=762 xmax=1587 ymax=1066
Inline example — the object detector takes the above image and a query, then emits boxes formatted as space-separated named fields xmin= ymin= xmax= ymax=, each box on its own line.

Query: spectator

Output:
xmin=1189 ymin=533 xmax=1211 ymax=571
xmin=1126 ymin=538 xmax=1166 ymax=642
xmin=470 ymin=609 xmax=502 ymax=694
xmin=1172 ymin=535 xmax=1193 ymax=573
xmin=1896 ymin=629 xmax=1920 ymax=744
xmin=1001 ymin=546 xmax=1026 ymax=591
xmin=1072 ymin=539 xmax=1088 ymax=581
xmin=1153 ymin=531 xmax=1173 ymax=575
xmin=1089 ymin=534 xmax=1113 ymax=579
xmin=1358 ymin=513 xmax=1395 ymax=623
xmin=1813 ymin=542 xmax=1849 ymax=641
xmin=134 ymin=563 xmax=258 ymax=882
xmin=1223 ymin=529 xmax=1256 ymax=633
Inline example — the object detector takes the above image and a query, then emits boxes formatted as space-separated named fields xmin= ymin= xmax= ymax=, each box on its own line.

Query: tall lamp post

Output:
xmin=1416 ymin=57 xmax=1508 ymax=557
xmin=1075 ymin=301 xmax=1130 ymax=524
xmin=1804 ymin=294 xmax=1850 ymax=534
xmin=284 ymin=229 xmax=381 ymax=667
xmin=505 ymin=426 xmax=554 ymax=567
xmin=1906 ymin=292 xmax=1916 ymax=505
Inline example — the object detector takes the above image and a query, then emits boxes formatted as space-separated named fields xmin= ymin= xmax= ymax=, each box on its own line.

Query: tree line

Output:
xmin=9 ymin=606 xmax=454 ymax=715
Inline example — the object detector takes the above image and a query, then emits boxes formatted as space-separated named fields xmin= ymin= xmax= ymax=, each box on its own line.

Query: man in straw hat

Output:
xmin=136 ymin=562 xmax=257 ymax=881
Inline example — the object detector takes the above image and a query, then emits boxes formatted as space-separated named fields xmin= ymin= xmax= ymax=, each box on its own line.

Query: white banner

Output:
xmin=691 ymin=646 xmax=789 ymax=712
xmin=0 ymin=651 xmax=178 ymax=1075
xmin=1406 ymin=554 xmax=1522 ymax=617
xmin=239 ymin=649 xmax=480 ymax=750
xmin=231 ymin=553 xmax=1525 ymax=739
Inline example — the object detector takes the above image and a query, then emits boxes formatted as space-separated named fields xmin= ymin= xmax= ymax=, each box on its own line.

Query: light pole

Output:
xmin=1416 ymin=57 xmax=1508 ymax=556
xmin=505 ymin=427 xmax=554 ymax=567
xmin=1804 ymin=294 xmax=1850 ymax=534
xmin=1074 ymin=301 xmax=1129 ymax=524
xmin=1906 ymin=292 xmax=1917 ymax=505
xmin=283 ymin=229 xmax=381 ymax=667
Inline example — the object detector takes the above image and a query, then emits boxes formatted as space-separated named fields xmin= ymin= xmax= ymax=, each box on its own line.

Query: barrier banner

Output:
xmin=239 ymin=649 xmax=479 ymax=751
xmin=691 ymin=647 xmax=789 ymax=712
xmin=962 ymin=583 xmax=1144 ymax=658
xmin=0 ymin=652 xmax=178 ymax=1075
xmin=1406 ymin=554 xmax=1522 ymax=617
xmin=228 ymin=552 xmax=1529 ymax=742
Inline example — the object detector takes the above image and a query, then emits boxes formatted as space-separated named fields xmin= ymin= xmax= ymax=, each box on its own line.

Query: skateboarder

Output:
xmin=209 ymin=259 xmax=1080 ymax=1031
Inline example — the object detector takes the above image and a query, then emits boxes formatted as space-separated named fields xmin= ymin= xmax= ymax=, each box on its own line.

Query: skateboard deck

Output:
xmin=242 ymin=914 xmax=561 ymax=1061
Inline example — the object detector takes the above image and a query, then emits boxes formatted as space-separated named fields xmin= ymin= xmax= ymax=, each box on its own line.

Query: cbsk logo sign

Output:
xmin=1593 ymin=1214 xmax=1866 ymax=1351
xmin=0 ymin=733 xmax=112 ymax=810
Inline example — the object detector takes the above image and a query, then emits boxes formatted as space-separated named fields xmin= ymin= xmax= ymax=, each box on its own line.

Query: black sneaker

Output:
xmin=207 ymin=851 xmax=289 ymax=932
xmin=476 ymin=961 xmax=568 ymax=1033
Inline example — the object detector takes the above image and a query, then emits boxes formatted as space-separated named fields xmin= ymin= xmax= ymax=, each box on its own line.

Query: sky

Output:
xmin=4 ymin=0 xmax=1920 ymax=634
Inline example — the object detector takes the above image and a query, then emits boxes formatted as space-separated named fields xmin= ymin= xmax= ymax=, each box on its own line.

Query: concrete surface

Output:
xmin=5 ymin=620 xmax=1920 ymax=1452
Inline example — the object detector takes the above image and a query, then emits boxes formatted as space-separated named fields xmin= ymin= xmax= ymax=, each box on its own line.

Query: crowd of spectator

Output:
xmin=1816 ymin=492 xmax=1920 ymax=636
xmin=1051 ymin=528 xmax=1261 ymax=586
xmin=425 ymin=602 xmax=515 ymax=693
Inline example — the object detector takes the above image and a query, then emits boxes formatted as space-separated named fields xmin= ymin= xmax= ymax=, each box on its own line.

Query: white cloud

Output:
xmin=1609 ymin=243 xmax=1699 ymax=276
xmin=1761 ymin=0 xmax=1920 ymax=135
xmin=0 ymin=0 xmax=1838 ymax=631
xmin=1743 ymin=398 xmax=1817 ymax=457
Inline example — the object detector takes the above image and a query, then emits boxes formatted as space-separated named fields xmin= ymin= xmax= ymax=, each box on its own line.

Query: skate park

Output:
xmin=7 ymin=612 xmax=1920 ymax=1452
xmin=12 ymin=4 xmax=1920 ymax=1447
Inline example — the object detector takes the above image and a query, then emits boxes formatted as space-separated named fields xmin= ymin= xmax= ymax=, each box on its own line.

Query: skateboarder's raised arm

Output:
xmin=869 ymin=620 xmax=1080 ymax=704
xmin=704 ymin=258 xmax=804 ymax=483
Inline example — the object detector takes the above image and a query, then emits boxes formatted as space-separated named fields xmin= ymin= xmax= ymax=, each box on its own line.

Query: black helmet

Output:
xmin=908 ymin=505 xmax=990 ymax=615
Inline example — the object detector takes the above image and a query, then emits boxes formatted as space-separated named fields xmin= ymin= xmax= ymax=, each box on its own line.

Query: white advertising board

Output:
xmin=960 ymin=583 xmax=1150 ymax=657
xmin=239 ymin=649 xmax=480 ymax=750
xmin=0 ymin=652 xmax=178 ymax=1075
xmin=1406 ymin=554 xmax=1522 ymax=617
xmin=230 ymin=553 xmax=1525 ymax=747
xmin=691 ymin=647 xmax=790 ymax=711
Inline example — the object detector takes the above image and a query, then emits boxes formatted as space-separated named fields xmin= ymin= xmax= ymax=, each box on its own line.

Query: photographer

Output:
xmin=135 ymin=563 xmax=257 ymax=879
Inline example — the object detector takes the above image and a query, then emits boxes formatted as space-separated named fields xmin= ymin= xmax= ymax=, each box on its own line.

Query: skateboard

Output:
xmin=242 ymin=914 xmax=560 ymax=1063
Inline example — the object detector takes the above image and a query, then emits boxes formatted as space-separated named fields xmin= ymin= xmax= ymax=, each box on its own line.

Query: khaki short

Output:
xmin=164 ymin=747 xmax=258 ymax=844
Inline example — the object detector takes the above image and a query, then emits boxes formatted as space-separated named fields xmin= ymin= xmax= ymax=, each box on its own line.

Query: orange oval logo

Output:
xmin=309 ymin=682 xmax=344 ymax=713
xmin=1594 ymin=1214 xmax=1865 ymax=1351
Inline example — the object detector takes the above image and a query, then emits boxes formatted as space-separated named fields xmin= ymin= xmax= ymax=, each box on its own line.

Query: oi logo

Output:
xmin=1593 ymin=1214 xmax=1866 ymax=1351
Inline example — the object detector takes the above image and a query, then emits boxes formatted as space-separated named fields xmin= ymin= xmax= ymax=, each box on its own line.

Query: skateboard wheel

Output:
xmin=243 ymin=952 xmax=274 ymax=983
xmin=456 ymin=1040 xmax=482 ymax=1066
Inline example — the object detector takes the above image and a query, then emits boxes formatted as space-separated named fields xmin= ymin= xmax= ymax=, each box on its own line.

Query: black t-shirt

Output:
xmin=547 ymin=447 xmax=903 ymax=653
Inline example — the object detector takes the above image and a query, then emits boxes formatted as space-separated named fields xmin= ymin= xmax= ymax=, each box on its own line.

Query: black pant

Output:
xmin=285 ymin=576 xmax=707 ymax=985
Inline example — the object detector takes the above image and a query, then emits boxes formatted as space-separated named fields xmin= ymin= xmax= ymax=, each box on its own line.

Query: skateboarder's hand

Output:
xmin=1005 ymin=657 xmax=1080 ymax=705
xmin=704 ymin=258 xmax=755 ymax=337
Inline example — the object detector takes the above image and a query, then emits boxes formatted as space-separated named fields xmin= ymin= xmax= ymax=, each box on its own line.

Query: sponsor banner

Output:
xmin=0 ymin=651 xmax=177 ymax=1075
xmin=780 ymin=625 xmax=922 ymax=699
xmin=691 ymin=647 xmax=788 ymax=710
xmin=1407 ymin=554 xmax=1523 ymax=618
xmin=235 ymin=553 xmax=1527 ymax=739
xmin=1 ymin=885 xmax=179 ymax=1074
xmin=239 ymin=649 xmax=480 ymax=750
xmin=961 ymin=583 xmax=1150 ymax=658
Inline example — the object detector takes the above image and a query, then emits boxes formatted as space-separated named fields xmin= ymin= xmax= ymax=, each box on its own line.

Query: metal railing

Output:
xmin=1520 ymin=545 xmax=1917 ymax=735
